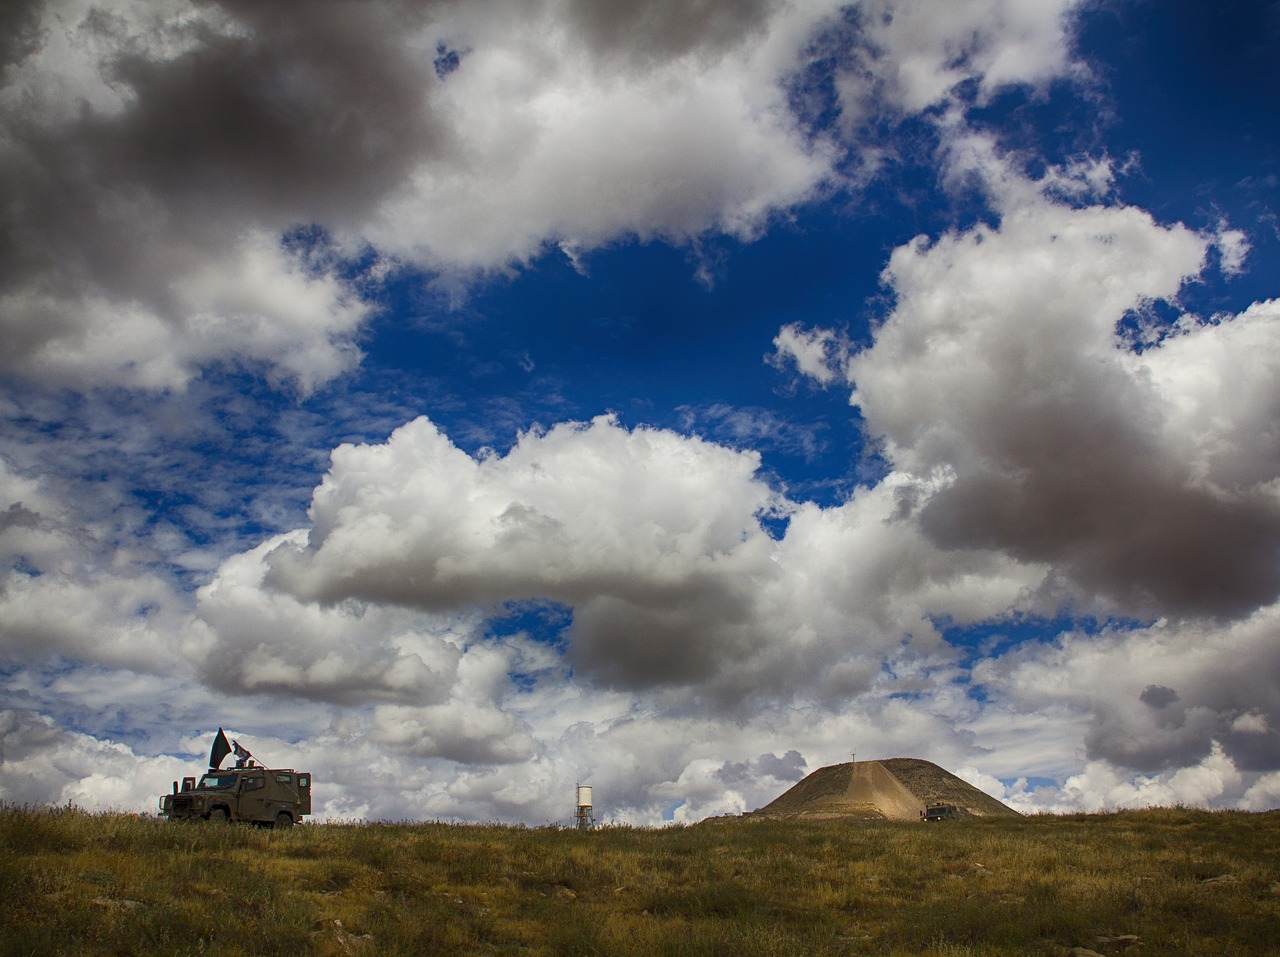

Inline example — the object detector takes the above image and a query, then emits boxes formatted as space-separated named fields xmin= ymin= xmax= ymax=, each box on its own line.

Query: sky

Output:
xmin=1 ymin=0 xmax=1279 ymax=825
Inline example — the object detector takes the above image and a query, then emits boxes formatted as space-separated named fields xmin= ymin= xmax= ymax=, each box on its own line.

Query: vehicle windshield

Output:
xmin=198 ymin=773 xmax=239 ymax=789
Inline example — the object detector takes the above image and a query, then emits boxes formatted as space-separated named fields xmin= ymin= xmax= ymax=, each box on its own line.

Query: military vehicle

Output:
xmin=158 ymin=729 xmax=312 ymax=828
xmin=922 ymin=803 xmax=959 ymax=821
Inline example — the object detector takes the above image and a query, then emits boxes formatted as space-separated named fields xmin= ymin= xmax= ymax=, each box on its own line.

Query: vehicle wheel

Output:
xmin=274 ymin=811 xmax=293 ymax=830
xmin=209 ymin=807 xmax=230 ymax=823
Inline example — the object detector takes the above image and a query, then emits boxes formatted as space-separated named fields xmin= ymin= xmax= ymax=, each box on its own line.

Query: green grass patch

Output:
xmin=1 ymin=804 xmax=1277 ymax=955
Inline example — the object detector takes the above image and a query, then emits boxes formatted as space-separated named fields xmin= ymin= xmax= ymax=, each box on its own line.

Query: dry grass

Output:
xmin=2 ymin=803 xmax=1278 ymax=956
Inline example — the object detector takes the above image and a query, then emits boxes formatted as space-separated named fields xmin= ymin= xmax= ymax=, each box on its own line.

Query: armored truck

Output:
xmin=159 ymin=729 xmax=311 ymax=828
xmin=160 ymin=765 xmax=312 ymax=827
xmin=922 ymin=803 xmax=959 ymax=821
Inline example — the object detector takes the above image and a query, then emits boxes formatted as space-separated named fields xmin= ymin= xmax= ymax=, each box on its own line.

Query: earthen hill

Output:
xmin=746 ymin=758 xmax=1020 ymax=821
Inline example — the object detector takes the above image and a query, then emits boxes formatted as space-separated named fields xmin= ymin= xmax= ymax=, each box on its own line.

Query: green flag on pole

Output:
xmin=209 ymin=728 xmax=232 ymax=770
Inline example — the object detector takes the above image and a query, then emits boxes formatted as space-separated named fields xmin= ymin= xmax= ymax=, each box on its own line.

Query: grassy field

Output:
xmin=1 ymin=804 xmax=1277 ymax=956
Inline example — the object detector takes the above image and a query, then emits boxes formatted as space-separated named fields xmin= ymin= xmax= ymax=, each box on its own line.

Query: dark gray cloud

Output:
xmin=0 ymin=0 xmax=448 ymax=383
xmin=844 ymin=170 xmax=1280 ymax=624
xmin=981 ymin=608 xmax=1280 ymax=776
xmin=564 ymin=0 xmax=780 ymax=65
xmin=98 ymin=0 xmax=447 ymax=224
xmin=714 ymin=748 xmax=806 ymax=788
xmin=568 ymin=589 xmax=764 ymax=691
xmin=1222 ymin=727 xmax=1280 ymax=772
xmin=0 ymin=0 xmax=41 ymax=77
xmin=1140 ymin=684 xmax=1179 ymax=709
xmin=1084 ymin=699 xmax=1217 ymax=771
xmin=918 ymin=433 xmax=1280 ymax=621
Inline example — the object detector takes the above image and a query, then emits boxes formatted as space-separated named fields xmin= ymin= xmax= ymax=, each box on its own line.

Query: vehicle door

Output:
xmin=270 ymin=772 xmax=302 ymax=816
xmin=237 ymin=773 xmax=269 ymax=822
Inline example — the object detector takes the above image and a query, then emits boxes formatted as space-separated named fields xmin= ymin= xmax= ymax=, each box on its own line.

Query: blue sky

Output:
xmin=2 ymin=0 xmax=1279 ymax=823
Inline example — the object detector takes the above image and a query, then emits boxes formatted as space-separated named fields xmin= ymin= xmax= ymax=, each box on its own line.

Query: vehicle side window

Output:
xmin=274 ymin=773 xmax=292 ymax=785
xmin=243 ymin=776 xmax=264 ymax=791
xmin=298 ymin=775 xmax=310 ymax=788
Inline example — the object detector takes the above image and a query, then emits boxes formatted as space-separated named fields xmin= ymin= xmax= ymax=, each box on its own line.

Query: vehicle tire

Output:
xmin=274 ymin=811 xmax=293 ymax=830
xmin=209 ymin=806 xmax=230 ymax=823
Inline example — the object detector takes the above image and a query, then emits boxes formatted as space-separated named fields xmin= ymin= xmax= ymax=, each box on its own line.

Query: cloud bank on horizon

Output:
xmin=3 ymin=0 xmax=1279 ymax=823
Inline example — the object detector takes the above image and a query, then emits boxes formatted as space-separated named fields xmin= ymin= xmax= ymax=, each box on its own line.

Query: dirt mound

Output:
xmin=748 ymin=758 xmax=1020 ymax=822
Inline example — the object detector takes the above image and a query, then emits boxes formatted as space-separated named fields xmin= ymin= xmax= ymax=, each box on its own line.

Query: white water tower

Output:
xmin=575 ymin=783 xmax=594 ymax=829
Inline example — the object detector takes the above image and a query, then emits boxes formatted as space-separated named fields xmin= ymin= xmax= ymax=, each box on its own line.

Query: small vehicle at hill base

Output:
xmin=922 ymin=803 xmax=959 ymax=821
xmin=158 ymin=729 xmax=311 ymax=829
